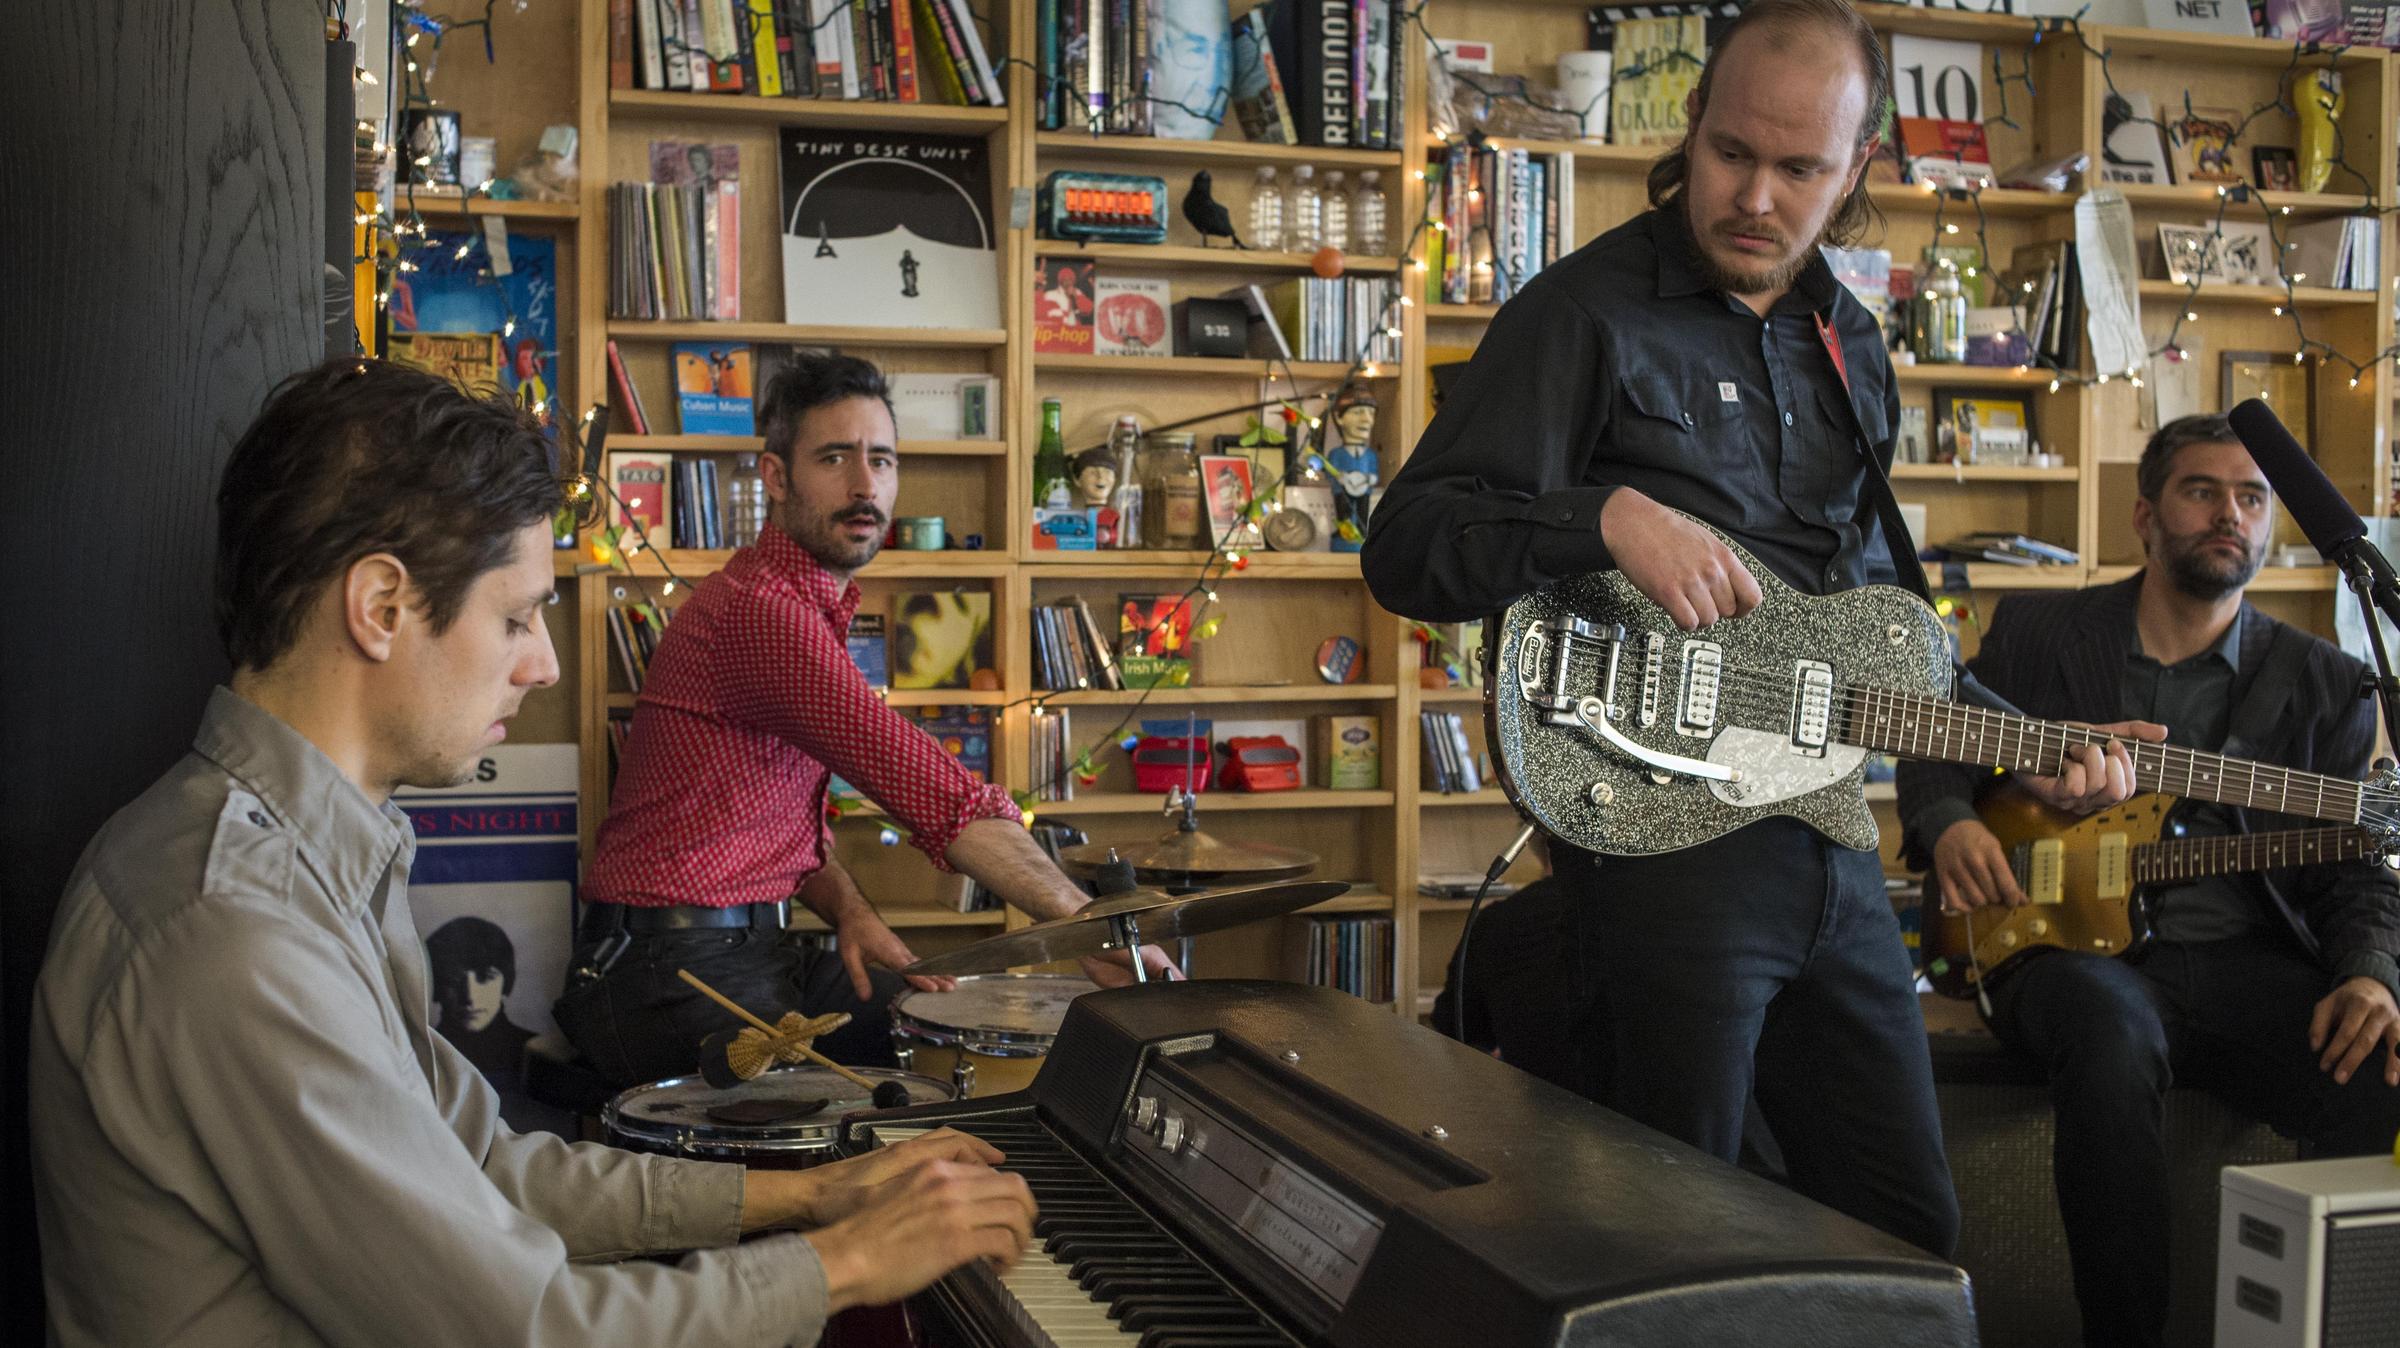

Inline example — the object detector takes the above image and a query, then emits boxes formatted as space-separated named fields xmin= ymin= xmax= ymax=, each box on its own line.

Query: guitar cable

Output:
xmin=1454 ymin=823 xmax=1540 ymax=1044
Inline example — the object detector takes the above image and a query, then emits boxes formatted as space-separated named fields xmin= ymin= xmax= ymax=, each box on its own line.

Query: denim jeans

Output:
xmin=554 ymin=923 xmax=905 ymax=1091
xmin=1556 ymin=817 xmax=1961 ymax=1258
xmin=1987 ymin=937 xmax=2400 ymax=1348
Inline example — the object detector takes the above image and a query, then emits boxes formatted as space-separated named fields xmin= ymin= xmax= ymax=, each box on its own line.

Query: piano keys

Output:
xmin=840 ymin=981 xmax=1977 ymax=1348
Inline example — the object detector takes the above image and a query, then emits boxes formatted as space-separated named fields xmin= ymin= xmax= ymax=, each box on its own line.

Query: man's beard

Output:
xmin=1683 ymin=196 xmax=1828 ymax=297
xmin=2159 ymin=529 xmax=2263 ymax=600
xmin=781 ymin=499 xmax=885 ymax=572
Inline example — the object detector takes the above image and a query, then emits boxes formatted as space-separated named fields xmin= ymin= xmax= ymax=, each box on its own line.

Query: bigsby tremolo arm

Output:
xmin=1519 ymin=620 xmax=1741 ymax=784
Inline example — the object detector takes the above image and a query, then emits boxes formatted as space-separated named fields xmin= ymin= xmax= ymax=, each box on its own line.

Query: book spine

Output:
xmin=912 ymin=0 xmax=970 ymax=104
xmin=1037 ymin=0 xmax=1059 ymax=126
xmin=773 ymin=0 xmax=809 ymax=95
xmin=684 ymin=0 xmax=715 ymax=89
xmin=606 ymin=340 xmax=646 ymax=433
xmin=659 ymin=0 xmax=693 ymax=88
xmin=1350 ymin=0 xmax=1368 ymax=144
xmin=887 ymin=0 xmax=919 ymax=102
xmin=611 ymin=0 xmax=637 ymax=88
xmin=946 ymin=0 xmax=1002 ymax=106
xmin=747 ymin=0 xmax=783 ymax=95
xmin=1297 ymin=0 xmax=1354 ymax=146
xmin=807 ymin=0 xmax=844 ymax=93
xmin=632 ymin=0 xmax=667 ymax=88
xmin=715 ymin=172 xmax=741 ymax=321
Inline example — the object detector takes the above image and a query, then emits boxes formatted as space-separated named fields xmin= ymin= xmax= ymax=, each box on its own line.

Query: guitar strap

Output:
xmin=1815 ymin=312 xmax=1936 ymax=604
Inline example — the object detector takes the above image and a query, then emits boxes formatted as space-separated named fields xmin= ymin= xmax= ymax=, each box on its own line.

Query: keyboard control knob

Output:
xmin=1159 ymin=1116 xmax=1188 ymax=1153
xmin=1131 ymin=1096 xmax=1160 ymax=1131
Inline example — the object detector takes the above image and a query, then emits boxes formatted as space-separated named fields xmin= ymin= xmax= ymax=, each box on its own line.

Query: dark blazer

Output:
xmin=1895 ymin=574 xmax=2400 ymax=996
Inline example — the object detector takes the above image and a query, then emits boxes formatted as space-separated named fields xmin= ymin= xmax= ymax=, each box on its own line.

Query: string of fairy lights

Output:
xmin=345 ymin=1 xmax=2398 ymax=828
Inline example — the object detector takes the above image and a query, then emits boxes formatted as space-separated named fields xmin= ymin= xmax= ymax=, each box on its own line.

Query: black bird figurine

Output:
xmin=1182 ymin=170 xmax=1245 ymax=249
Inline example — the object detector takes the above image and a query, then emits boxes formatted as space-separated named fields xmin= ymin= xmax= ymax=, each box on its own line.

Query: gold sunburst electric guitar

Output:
xmin=1922 ymin=786 xmax=2387 ymax=997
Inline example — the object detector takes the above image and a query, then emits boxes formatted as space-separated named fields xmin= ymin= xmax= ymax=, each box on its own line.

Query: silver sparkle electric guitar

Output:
xmin=1485 ymin=517 xmax=2400 ymax=857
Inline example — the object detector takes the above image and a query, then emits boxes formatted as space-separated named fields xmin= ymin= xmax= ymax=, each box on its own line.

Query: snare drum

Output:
xmin=889 ymin=973 xmax=1096 ymax=1097
xmin=603 ymin=1065 xmax=952 ymax=1168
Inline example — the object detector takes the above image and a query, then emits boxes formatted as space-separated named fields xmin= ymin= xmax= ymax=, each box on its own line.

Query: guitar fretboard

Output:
xmin=2136 ymin=827 xmax=2379 ymax=885
xmin=1840 ymin=686 xmax=2365 ymax=824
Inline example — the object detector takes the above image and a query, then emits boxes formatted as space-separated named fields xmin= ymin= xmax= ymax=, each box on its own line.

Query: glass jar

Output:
xmin=1137 ymin=431 xmax=1206 ymax=550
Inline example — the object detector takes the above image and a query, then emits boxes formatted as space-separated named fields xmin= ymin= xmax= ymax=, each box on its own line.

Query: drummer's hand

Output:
xmin=806 ymin=1158 xmax=1036 ymax=1311
xmin=1079 ymin=944 xmax=1183 ymax=989
xmin=833 ymin=905 xmax=956 ymax=998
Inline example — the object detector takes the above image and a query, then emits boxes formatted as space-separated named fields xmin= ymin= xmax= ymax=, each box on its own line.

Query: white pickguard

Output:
xmin=1703 ymin=729 xmax=1866 ymax=807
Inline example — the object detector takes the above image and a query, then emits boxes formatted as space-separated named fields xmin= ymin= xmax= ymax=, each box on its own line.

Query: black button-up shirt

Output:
xmin=1363 ymin=208 xmax=1901 ymax=621
xmin=2122 ymin=620 xmax=2259 ymax=942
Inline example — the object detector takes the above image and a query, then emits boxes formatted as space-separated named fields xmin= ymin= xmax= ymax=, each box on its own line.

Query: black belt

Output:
xmin=579 ymin=900 xmax=788 ymax=939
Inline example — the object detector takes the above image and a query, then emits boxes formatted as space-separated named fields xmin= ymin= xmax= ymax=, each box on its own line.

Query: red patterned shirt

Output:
xmin=583 ymin=527 xmax=1018 ymax=908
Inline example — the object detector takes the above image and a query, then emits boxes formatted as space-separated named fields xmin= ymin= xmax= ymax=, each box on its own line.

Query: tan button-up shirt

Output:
xmin=31 ymin=688 xmax=829 ymax=1346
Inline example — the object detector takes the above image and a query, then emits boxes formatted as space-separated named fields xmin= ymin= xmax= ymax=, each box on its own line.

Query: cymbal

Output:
xmin=902 ymin=880 xmax=1352 ymax=977
xmin=1057 ymin=831 xmax=1319 ymax=882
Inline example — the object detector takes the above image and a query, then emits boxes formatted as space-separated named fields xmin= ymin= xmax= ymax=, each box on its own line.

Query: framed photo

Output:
xmin=1932 ymin=389 xmax=2037 ymax=466
xmin=2156 ymin=223 xmax=2221 ymax=284
xmin=1198 ymin=454 xmax=1262 ymax=548
xmin=2220 ymin=350 xmax=2316 ymax=451
xmin=2251 ymin=146 xmax=2298 ymax=192
xmin=2214 ymin=222 xmax=2275 ymax=286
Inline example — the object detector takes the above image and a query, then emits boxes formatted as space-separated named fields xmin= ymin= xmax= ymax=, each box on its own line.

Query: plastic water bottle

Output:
xmin=1353 ymin=171 xmax=1388 ymax=256
xmin=1247 ymin=166 xmax=1284 ymax=255
xmin=1286 ymin=165 xmax=1323 ymax=254
xmin=1321 ymin=170 xmax=1350 ymax=253
xmin=728 ymin=454 xmax=766 ymax=546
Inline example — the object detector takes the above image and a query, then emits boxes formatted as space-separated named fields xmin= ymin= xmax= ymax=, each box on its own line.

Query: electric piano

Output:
xmin=838 ymin=981 xmax=1977 ymax=1347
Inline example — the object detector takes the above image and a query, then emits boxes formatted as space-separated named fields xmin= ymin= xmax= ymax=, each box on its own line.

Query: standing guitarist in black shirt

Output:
xmin=1364 ymin=0 xmax=2158 ymax=1257
xmin=1898 ymin=415 xmax=2400 ymax=1348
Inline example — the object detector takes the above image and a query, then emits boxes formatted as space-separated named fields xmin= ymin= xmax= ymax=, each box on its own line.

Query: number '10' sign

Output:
xmin=1891 ymin=34 xmax=1985 ymax=125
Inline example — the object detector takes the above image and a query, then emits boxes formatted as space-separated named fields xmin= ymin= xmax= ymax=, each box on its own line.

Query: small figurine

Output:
xmin=1072 ymin=446 xmax=1122 ymax=547
xmin=1322 ymin=387 xmax=1379 ymax=554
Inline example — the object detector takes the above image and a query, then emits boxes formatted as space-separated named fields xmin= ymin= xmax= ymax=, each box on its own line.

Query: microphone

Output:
xmin=2226 ymin=398 xmax=2364 ymax=556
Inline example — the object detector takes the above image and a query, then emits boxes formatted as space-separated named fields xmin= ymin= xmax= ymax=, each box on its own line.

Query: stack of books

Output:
xmin=1418 ymin=710 xmax=1485 ymax=793
xmin=1286 ymin=916 xmax=1394 ymax=1003
xmin=608 ymin=0 xmax=1003 ymax=106
xmin=1427 ymin=144 xmax=1574 ymax=306
xmin=607 ymin=141 xmax=742 ymax=321
xmin=1939 ymin=533 xmax=2079 ymax=567
xmin=1031 ymin=598 xmax=1125 ymax=692
xmin=607 ymin=602 xmax=675 ymax=691
xmin=1040 ymin=0 xmax=1404 ymax=148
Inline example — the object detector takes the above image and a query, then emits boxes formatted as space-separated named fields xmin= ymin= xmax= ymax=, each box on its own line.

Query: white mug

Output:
xmin=1554 ymin=52 xmax=1613 ymax=143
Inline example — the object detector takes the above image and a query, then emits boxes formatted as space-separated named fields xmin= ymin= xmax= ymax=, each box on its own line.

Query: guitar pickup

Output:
xmin=1789 ymin=661 xmax=1834 ymax=753
xmin=1677 ymin=641 xmax=1723 ymax=736
xmin=1638 ymin=633 xmax=1664 ymax=728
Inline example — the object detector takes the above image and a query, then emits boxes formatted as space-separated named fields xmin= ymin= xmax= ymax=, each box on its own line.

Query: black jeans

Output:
xmin=1987 ymin=937 xmax=2400 ymax=1348
xmin=1557 ymin=817 xmax=1961 ymax=1259
xmin=554 ymin=921 xmax=906 ymax=1091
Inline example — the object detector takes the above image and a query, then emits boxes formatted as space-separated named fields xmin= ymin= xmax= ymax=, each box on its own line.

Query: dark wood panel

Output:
xmin=0 ymin=0 xmax=327 ymax=1330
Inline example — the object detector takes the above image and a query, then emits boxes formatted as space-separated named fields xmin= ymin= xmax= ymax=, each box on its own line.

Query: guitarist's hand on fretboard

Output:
xmin=1930 ymin=819 xmax=2025 ymax=913
xmin=2013 ymin=719 xmax=2168 ymax=816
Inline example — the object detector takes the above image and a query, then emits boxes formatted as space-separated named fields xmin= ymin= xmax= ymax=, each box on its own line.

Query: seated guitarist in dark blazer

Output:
xmin=1896 ymin=413 xmax=2400 ymax=1348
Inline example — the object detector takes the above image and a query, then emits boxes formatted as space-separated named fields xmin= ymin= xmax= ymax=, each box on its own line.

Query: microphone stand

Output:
xmin=2328 ymin=538 xmax=2400 ymax=762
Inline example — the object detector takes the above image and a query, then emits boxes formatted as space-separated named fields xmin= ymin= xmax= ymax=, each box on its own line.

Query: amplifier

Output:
xmin=2217 ymin=1154 xmax=2400 ymax=1347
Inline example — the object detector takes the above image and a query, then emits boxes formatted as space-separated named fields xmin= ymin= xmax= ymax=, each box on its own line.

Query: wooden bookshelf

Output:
xmin=545 ymin=0 xmax=2394 ymax=1020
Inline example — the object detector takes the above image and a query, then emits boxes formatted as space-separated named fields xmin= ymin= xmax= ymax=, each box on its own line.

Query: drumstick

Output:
xmin=677 ymin=968 xmax=880 ymax=1094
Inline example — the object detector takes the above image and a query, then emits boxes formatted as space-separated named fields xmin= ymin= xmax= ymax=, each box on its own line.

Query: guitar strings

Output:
xmin=1534 ymin=636 xmax=2391 ymax=827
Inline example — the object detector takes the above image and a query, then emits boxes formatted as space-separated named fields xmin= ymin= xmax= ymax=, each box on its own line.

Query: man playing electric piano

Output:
xmin=1897 ymin=413 xmax=2400 ymax=1348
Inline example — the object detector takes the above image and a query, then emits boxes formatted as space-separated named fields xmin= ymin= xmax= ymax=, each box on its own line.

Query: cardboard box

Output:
xmin=1311 ymin=714 xmax=1381 ymax=790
